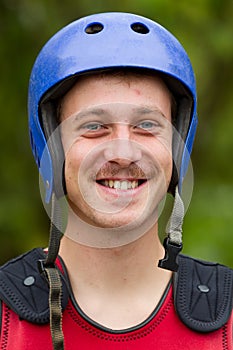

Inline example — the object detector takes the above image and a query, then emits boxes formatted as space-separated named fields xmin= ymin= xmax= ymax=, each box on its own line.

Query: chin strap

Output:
xmin=38 ymin=193 xmax=65 ymax=350
xmin=158 ymin=186 xmax=184 ymax=272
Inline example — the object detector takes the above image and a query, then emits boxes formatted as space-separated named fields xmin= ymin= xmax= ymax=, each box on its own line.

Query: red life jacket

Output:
xmin=0 ymin=248 xmax=232 ymax=349
xmin=1 ymin=285 xmax=232 ymax=349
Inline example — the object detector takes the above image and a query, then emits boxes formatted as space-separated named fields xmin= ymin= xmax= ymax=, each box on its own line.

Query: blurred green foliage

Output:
xmin=0 ymin=0 xmax=233 ymax=266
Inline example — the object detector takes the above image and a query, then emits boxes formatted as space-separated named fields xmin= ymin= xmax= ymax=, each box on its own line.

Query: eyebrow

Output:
xmin=74 ymin=107 xmax=109 ymax=121
xmin=132 ymin=106 xmax=167 ymax=118
xmin=73 ymin=105 xmax=168 ymax=123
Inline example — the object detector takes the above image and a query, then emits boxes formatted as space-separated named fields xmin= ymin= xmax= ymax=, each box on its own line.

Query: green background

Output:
xmin=0 ymin=0 xmax=233 ymax=267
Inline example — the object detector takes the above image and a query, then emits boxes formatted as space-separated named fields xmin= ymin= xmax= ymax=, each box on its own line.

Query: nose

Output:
xmin=104 ymin=125 xmax=142 ymax=167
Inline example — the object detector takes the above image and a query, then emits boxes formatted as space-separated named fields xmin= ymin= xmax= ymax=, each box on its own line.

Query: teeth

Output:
xmin=131 ymin=181 xmax=137 ymax=189
xmin=109 ymin=180 xmax=114 ymax=188
xmin=114 ymin=181 xmax=121 ymax=189
xmin=100 ymin=180 xmax=140 ymax=190
xmin=121 ymin=181 xmax=129 ymax=190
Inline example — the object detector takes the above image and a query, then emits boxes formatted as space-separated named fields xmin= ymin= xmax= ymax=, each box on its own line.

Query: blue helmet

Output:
xmin=28 ymin=12 xmax=198 ymax=203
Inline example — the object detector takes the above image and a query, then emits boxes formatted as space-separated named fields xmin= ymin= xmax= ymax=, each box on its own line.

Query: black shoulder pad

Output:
xmin=0 ymin=248 xmax=69 ymax=324
xmin=174 ymin=254 xmax=233 ymax=333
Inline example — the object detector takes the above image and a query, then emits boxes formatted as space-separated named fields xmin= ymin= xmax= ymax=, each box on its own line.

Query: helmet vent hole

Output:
xmin=131 ymin=22 xmax=150 ymax=34
xmin=85 ymin=22 xmax=104 ymax=34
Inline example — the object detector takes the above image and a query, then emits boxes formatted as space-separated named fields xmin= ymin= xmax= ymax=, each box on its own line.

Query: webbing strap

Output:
xmin=43 ymin=193 xmax=65 ymax=349
xmin=166 ymin=187 xmax=184 ymax=246
xmin=45 ymin=195 xmax=64 ymax=267
xmin=158 ymin=187 xmax=183 ymax=271
xmin=45 ymin=266 xmax=64 ymax=350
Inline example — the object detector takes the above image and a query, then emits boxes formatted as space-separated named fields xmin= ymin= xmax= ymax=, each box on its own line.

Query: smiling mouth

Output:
xmin=96 ymin=179 xmax=147 ymax=190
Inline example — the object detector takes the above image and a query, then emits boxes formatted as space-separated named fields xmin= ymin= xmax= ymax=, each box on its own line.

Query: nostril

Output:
xmin=131 ymin=22 xmax=150 ymax=34
xmin=85 ymin=22 xmax=104 ymax=34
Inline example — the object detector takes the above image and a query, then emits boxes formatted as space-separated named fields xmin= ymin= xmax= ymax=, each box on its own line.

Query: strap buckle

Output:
xmin=158 ymin=237 xmax=182 ymax=272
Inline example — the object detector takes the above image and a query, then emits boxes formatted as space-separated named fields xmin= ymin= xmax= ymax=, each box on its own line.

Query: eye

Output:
xmin=138 ymin=121 xmax=156 ymax=129
xmin=136 ymin=120 xmax=160 ymax=132
xmin=81 ymin=122 xmax=109 ymax=138
xmin=84 ymin=123 xmax=103 ymax=131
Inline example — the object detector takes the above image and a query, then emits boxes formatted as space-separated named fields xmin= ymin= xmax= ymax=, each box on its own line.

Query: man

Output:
xmin=0 ymin=12 xmax=232 ymax=349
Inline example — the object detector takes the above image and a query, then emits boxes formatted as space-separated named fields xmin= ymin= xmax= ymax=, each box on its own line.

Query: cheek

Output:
xmin=64 ymin=139 xmax=90 ymax=167
xmin=166 ymin=156 xmax=173 ymax=182
xmin=161 ymin=149 xmax=173 ymax=179
xmin=64 ymin=141 xmax=101 ymax=189
xmin=64 ymin=144 xmax=84 ymax=187
xmin=150 ymin=140 xmax=173 ymax=180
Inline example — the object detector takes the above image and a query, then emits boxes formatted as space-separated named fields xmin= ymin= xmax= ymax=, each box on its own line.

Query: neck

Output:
xmin=60 ymin=225 xmax=165 ymax=282
xmin=59 ymin=225 xmax=172 ymax=329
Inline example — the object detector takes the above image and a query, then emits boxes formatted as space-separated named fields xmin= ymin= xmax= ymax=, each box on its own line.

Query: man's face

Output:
xmin=60 ymin=72 xmax=173 ymax=231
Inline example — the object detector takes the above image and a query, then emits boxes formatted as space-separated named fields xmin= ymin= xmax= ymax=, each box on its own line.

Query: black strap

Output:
xmin=0 ymin=248 xmax=69 ymax=324
xmin=174 ymin=254 xmax=233 ymax=332
xmin=45 ymin=266 xmax=64 ymax=350
xmin=41 ymin=193 xmax=65 ymax=349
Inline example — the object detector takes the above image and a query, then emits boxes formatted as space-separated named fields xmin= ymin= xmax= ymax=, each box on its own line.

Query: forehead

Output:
xmin=60 ymin=71 xmax=172 ymax=121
